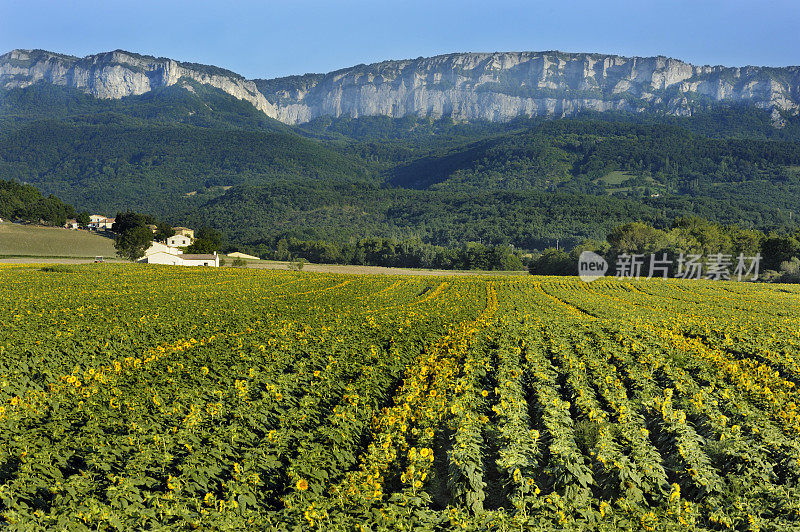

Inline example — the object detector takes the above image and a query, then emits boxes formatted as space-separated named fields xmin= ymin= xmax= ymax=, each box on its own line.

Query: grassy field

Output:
xmin=596 ymin=170 xmax=634 ymax=185
xmin=0 ymin=222 xmax=116 ymax=257
xmin=2 ymin=264 xmax=800 ymax=529
xmin=594 ymin=171 xmax=666 ymax=196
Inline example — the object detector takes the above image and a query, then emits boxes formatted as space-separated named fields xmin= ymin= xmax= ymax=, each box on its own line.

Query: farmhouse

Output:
xmin=138 ymin=229 xmax=219 ymax=267
xmin=142 ymin=251 xmax=219 ymax=267
xmin=87 ymin=215 xmax=115 ymax=230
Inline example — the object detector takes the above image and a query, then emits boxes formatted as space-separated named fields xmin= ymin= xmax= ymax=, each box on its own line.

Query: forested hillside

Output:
xmin=1 ymin=82 xmax=800 ymax=255
xmin=0 ymin=178 xmax=74 ymax=225
xmin=0 ymin=115 xmax=376 ymax=213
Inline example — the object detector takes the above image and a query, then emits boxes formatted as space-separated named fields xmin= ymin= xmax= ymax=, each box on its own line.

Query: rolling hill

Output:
xmin=0 ymin=222 xmax=116 ymax=257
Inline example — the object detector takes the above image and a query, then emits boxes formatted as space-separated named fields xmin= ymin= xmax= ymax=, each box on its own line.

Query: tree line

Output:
xmin=530 ymin=216 xmax=800 ymax=282
xmin=239 ymin=236 xmax=524 ymax=271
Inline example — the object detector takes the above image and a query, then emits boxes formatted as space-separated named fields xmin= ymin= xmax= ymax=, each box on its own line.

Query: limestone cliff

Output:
xmin=0 ymin=49 xmax=277 ymax=117
xmin=3 ymin=49 xmax=799 ymax=125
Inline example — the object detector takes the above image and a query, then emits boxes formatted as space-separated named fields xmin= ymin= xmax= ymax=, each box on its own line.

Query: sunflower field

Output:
xmin=1 ymin=264 xmax=800 ymax=530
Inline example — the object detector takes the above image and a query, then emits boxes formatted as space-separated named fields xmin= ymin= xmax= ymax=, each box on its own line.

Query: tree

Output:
xmin=607 ymin=222 xmax=668 ymax=255
xmin=187 ymin=226 xmax=223 ymax=254
xmin=762 ymin=234 xmax=800 ymax=271
xmin=76 ymin=211 xmax=90 ymax=228
xmin=112 ymin=210 xmax=153 ymax=234
xmin=778 ymin=257 xmax=800 ymax=283
xmin=276 ymin=238 xmax=290 ymax=260
xmin=290 ymin=258 xmax=306 ymax=271
xmin=114 ymin=226 xmax=153 ymax=261
xmin=529 ymin=248 xmax=574 ymax=275
xmin=154 ymin=222 xmax=175 ymax=242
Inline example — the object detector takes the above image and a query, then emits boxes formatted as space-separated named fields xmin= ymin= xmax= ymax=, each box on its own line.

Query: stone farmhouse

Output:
xmin=139 ymin=231 xmax=219 ymax=267
xmin=87 ymin=215 xmax=115 ymax=230
xmin=143 ymin=251 xmax=220 ymax=267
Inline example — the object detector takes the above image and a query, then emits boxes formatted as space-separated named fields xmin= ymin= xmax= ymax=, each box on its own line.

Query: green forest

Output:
xmin=2 ymin=81 xmax=800 ymax=269
xmin=529 ymin=216 xmax=800 ymax=282
xmin=0 ymin=178 xmax=74 ymax=225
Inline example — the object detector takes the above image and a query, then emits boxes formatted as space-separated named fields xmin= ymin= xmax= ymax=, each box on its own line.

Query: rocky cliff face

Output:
xmin=0 ymin=49 xmax=277 ymax=116
xmin=3 ymin=49 xmax=799 ymax=125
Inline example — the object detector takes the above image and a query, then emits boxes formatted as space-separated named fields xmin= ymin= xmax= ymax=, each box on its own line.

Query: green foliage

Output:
xmin=247 ymin=236 xmax=524 ymax=271
xmin=762 ymin=233 xmax=800 ymax=271
xmin=289 ymin=258 xmax=306 ymax=271
xmin=153 ymin=222 xmax=175 ymax=242
xmin=75 ymin=211 xmax=90 ymax=227
xmin=187 ymin=227 xmax=222 ymax=254
xmin=111 ymin=210 xmax=155 ymax=235
xmin=196 ymin=227 xmax=222 ymax=248
xmin=0 ymin=81 xmax=290 ymax=132
xmin=777 ymin=257 xmax=800 ymax=283
xmin=388 ymin=117 xmax=800 ymax=198
xmin=607 ymin=222 xmax=669 ymax=255
xmin=1 ymin=266 xmax=800 ymax=528
xmin=528 ymin=217 xmax=800 ymax=279
xmin=3 ymin=83 xmax=800 ymax=264
xmin=114 ymin=225 xmax=153 ymax=261
xmin=529 ymin=248 xmax=574 ymax=275
xmin=606 ymin=217 xmax=776 ymax=277
xmin=275 ymin=238 xmax=289 ymax=260
xmin=0 ymin=178 xmax=75 ymax=225
xmin=231 ymin=257 xmax=247 ymax=268
xmin=0 ymin=118 xmax=377 ymax=214
xmin=185 ymin=240 xmax=217 ymax=254
xmin=39 ymin=264 xmax=79 ymax=273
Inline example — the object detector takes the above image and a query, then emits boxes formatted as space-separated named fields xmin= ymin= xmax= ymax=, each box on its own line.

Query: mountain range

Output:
xmin=2 ymin=48 xmax=799 ymax=126
xmin=1 ymin=48 xmax=800 ymax=256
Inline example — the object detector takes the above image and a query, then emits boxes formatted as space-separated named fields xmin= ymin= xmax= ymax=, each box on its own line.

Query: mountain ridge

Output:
xmin=3 ymin=48 xmax=800 ymax=126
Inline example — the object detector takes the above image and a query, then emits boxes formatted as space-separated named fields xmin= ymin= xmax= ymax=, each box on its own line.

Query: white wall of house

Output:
xmin=144 ymin=242 xmax=183 ymax=256
xmin=87 ymin=216 xmax=114 ymax=230
xmin=141 ymin=251 xmax=219 ymax=267
xmin=167 ymin=235 xmax=192 ymax=247
xmin=143 ymin=251 xmax=184 ymax=266
xmin=181 ymin=256 xmax=219 ymax=267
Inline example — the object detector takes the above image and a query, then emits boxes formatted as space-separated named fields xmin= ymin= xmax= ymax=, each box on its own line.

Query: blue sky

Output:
xmin=1 ymin=0 xmax=798 ymax=79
